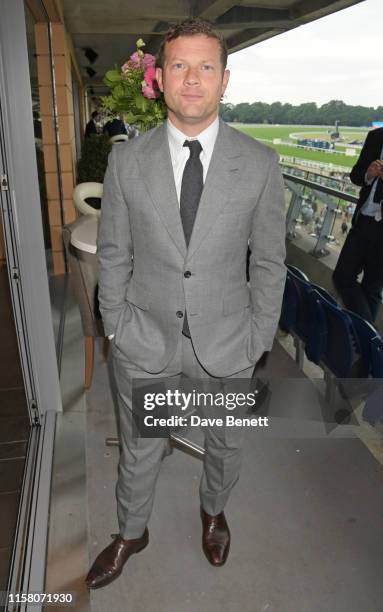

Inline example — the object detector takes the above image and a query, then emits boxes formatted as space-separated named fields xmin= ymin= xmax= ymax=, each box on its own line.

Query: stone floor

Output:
xmin=44 ymin=285 xmax=383 ymax=612
xmin=84 ymin=338 xmax=383 ymax=612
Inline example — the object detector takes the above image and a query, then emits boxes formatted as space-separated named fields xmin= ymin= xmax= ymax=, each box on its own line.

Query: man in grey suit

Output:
xmin=86 ymin=19 xmax=286 ymax=589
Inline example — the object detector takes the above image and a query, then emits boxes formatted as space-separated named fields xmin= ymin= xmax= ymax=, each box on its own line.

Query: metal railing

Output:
xmin=282 ymin=167 xmax=358 ymax=258
xmin=280 ymin=163 xmax=358 ymax=196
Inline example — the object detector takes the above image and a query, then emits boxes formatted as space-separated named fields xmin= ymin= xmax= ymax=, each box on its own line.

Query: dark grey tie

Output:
xmin=180 ymin=139 xmax=203 ymax=336
xmin=180 ymin=140 xmax=203 ymax=245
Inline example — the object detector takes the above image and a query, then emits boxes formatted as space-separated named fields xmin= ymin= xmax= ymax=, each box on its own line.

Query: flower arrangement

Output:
xmin=102 ymin=39 xmax=166 ymax=132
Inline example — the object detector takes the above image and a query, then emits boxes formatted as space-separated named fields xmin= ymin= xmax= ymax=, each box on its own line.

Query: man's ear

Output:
xmin=156 ymin=67 xmax=164 ymax=93
xmin=221 ymin=69 xmax=230 ymax=97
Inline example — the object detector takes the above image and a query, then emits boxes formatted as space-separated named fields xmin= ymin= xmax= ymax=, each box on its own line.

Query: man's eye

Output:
xmin=173 ymin=63 xmax=184 ymax=69
xmin=202 ymin=64 xmax=213 ymax=71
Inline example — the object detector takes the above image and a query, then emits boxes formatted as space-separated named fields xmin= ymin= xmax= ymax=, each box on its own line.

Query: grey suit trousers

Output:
xmin=112 ymin=333 xmax=254 ymax=539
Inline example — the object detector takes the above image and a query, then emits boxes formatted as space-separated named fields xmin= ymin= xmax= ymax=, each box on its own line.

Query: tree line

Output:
xmin=220 ymin=99 xmax=383 ymax=127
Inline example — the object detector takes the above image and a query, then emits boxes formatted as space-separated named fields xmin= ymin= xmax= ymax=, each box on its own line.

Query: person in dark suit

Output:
xmin=102 ymin=117 xmax=127 ymax=138
xmin=84 ymin=111 xmax=100 ymax=137
xmin=333 ymin=127 xmax=383 ymax=323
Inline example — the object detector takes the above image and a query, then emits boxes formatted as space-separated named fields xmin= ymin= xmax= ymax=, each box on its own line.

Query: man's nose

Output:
xmin=184 ymin=67 xmax=200 ymax=85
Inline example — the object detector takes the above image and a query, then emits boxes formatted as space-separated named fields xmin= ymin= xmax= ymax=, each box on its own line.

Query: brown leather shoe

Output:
xmin=86 ymin=528 xmax=149 ymax=589
xmin=200 ymin=507 xmax=230 ymax=566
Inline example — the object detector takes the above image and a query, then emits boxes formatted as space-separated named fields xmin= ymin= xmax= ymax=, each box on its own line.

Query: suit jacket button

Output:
xmin=184 ymin=271 xmax=191 ymax=278
xmin=176 ymin=311 xmax=184 ymax=318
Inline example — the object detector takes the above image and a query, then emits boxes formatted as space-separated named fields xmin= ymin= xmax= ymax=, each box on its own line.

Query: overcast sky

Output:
xmin=225 ymin=0 xmax=381 ymax=108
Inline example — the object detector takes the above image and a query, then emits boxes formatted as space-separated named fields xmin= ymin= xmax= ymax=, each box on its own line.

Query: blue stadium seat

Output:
xmin=371 ymin=336 xmax=383 ymax=378
xmin=344 ymin=309 xmax=380 ymax=377
xmin=313 ymin=291 xmax=355 ymax=378
xmin=288 ymin=273 xmax=327 ymax=365
xmin=279 ymin=272 xmax=299 ymax=333
xmin=310 ymin=283 xmax=338 ymax=307
xmin=286 ymin=264 xmax=309 ymax=281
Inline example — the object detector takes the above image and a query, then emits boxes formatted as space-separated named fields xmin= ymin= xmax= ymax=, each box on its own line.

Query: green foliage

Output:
xmin=104 ymin=69 xmax=121 ymax=84
xmin=76 ymin=134 xmax=112 ymax=184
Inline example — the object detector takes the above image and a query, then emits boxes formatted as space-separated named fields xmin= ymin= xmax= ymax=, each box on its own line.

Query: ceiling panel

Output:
xmin=61 ymin=0 xmax=365 ymax=88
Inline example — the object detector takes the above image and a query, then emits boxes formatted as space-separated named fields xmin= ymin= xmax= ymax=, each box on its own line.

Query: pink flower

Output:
xmin=143 ymin=53 xmax=156 ymax=69
xmin=142 ymin=66 xmax=160 ymax=99
xmin=144 ymin=66 xmax=156 ymax=83
xmin=129 ymin=51 xmax=142 ymax=68
xmin=142 ymin=84 xmax=158 ymax=99
xmin=121 ymin=52 xmax=155 ymax=75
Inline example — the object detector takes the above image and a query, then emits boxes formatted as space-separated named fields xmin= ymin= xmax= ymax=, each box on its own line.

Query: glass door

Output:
xmin=0 ymin=203 xmax=31 ymax=599
xmin=0 ymin=0 xmax=62 ymax=605
xmin=23 ymin=1 xmax=68 ymax=369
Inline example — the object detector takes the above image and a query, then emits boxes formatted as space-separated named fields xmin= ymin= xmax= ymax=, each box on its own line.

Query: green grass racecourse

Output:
xmin=273 ymin=142 xmax=359 ymax=167
xmin=234 ymin=124 xmax=368 ymax=168
xmin=290 ymin=130 xmax=367 ymax=144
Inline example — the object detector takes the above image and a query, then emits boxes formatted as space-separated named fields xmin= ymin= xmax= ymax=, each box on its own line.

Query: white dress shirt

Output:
xmin=167 ymin=116 xmax=219 ymax=203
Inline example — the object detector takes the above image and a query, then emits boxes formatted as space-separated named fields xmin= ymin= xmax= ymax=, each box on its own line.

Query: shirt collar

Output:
xmin=167 ymin=117 xmax=219 ymax=158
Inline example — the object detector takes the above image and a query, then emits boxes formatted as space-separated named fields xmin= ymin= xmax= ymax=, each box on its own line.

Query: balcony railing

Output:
xmin=281 ymin=164 xmax=358 ymax=258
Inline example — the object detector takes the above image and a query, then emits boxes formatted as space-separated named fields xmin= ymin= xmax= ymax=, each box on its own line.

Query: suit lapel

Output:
xmin=187 ymin=120 xmax=242 ymax=260
xmin=136 ymin=121 xmax=243 ymax=261
xmin=137 ymin=123 xmax=187 ymax=258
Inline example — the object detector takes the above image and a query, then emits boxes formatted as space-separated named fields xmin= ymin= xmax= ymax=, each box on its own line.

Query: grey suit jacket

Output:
xmin=97 ymin=119 xmax=286 ymax=376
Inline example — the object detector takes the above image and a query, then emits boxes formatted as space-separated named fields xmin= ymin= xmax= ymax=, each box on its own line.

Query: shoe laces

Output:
xmin=208 ymin=517 xmax=218 ymax=533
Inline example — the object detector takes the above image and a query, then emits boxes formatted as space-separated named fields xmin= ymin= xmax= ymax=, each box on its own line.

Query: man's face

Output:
xmin=156 ymin=34 xmax=230 ymax=135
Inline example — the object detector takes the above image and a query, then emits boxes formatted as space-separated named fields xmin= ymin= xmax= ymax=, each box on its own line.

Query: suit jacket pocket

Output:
xmin=124 ymin=279 xmax=150 ymax=311
xmin=114 ymin=281 xmax=149 ymax=344
xmin=223 ymin=286 xmax=251 ymax=315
